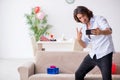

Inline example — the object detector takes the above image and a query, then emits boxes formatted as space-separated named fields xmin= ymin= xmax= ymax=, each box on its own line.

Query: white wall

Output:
xmin=0 ymin=0 xmax=120 ymax=58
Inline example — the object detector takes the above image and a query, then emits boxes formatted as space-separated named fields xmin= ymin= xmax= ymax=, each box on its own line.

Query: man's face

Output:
xmin=77 ymin=13 xmax=89 ymax=24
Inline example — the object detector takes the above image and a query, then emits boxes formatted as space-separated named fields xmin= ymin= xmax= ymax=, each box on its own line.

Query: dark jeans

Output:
xmin=75 ymin=52 xmax=113 ymax=80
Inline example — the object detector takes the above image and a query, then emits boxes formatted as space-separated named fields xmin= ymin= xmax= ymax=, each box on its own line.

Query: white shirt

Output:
xmin=81 ymin=16 xmax=115 ymax=59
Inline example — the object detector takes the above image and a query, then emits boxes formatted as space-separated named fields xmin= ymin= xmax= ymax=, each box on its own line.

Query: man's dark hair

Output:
xmin=73 ymin=6 xmax=93 ymax=22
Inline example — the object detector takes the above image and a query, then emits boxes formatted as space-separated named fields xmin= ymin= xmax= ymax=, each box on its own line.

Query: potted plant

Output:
xmin=25 ymin=6 xmax=52 ymax=41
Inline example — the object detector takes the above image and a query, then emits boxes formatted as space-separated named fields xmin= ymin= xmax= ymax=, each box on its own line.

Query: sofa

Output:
xmin=18 ymin=51 xmax=120 ymax=80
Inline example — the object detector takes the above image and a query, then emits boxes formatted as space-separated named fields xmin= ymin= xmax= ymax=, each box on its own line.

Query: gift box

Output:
xmin=47 ymin=66 xmax=59 ymax=74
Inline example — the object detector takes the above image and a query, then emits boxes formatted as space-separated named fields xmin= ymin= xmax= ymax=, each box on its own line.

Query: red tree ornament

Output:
xmin=50 ymin=34 xmax=54 ymax=39
xmin=112 ymin=63 xmax=117 ymax=74
xmin=34 ymin=6 xmax=40 ymax=14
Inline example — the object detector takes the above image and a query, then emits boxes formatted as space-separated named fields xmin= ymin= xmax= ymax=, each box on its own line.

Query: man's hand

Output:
xmin=76 ymin=27 xmax=86 ymax=48
xmin=91 ymin=28 xmax=102 ymax=35
xmin=91 ymin=27 xmax=112 ymax=35
xmin=76 ymin=27 xmax=82 ymax=40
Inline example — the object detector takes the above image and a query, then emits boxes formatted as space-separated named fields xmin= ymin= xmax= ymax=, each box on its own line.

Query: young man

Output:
xmin=73 ymin=6 xmax=115 ymax=80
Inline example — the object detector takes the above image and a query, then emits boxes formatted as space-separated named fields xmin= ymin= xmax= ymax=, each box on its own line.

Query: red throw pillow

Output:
xmin=112 ymin=63 xmax=117 ymax=74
